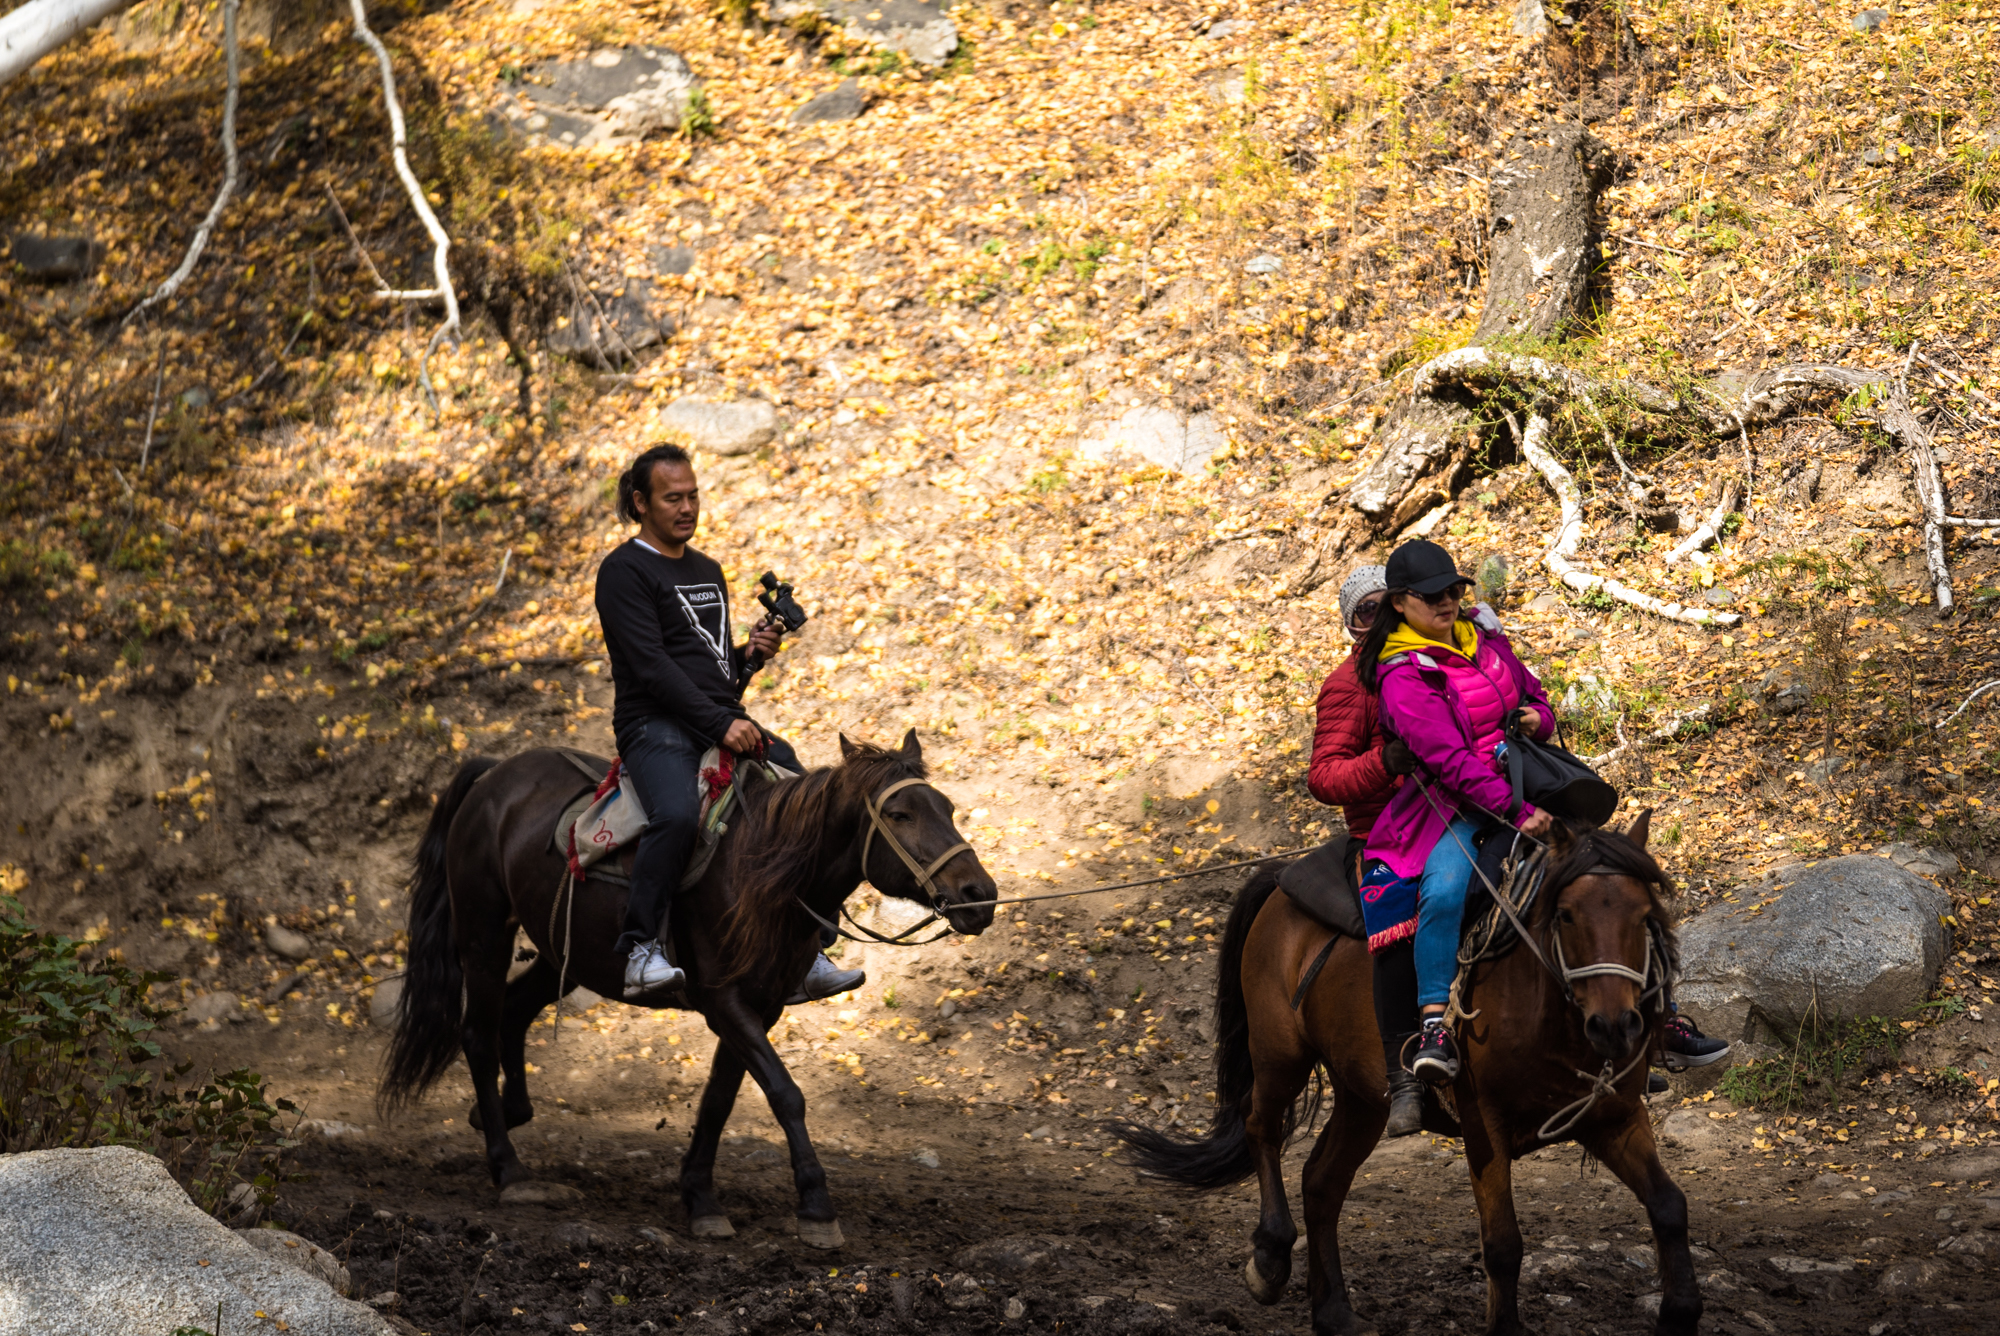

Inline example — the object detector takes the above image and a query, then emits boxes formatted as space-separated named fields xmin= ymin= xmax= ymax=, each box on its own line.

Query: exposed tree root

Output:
xmin=1516 ymin=412 xmax=1740 ymax=628
xmin=1665 ymin=481 xmax=1737 ymax=566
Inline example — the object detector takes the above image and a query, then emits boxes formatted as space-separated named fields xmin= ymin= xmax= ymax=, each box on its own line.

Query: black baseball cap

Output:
xmin=1385 ymin=539 xmax=1471 ymax=597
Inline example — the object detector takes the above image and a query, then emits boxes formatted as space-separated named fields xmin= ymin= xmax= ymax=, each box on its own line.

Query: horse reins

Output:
xmin=1412 ymin=772 xmax=1671 ymax=1140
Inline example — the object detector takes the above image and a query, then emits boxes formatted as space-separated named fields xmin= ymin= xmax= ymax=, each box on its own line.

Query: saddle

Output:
xmin=545 ymin=746 xmax=796 ymax=891
xmin=1277 ymin=835 xmax=1365 ymax=939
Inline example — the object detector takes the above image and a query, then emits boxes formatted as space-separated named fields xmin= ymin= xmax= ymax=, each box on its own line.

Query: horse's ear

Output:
xmin=1543 ymin=817 xmax=1577 ymax=862
xmin=838 ymin=733 xmax=860 ymax=760
xmin=898 ymin=728 xmax=922 ymax=760
xmin=1626 ymin=807 xmax=1653 ymax=849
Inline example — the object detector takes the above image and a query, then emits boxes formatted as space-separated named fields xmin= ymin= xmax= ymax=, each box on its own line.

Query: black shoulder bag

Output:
xmin=1502 ymin=715 xmax=1619 ymax=827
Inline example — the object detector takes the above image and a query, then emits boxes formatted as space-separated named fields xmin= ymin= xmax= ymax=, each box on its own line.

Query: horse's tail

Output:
xmin=379 ymin=756 xmax=499 ymax=1114
xmin=1113 ymin=863 xmax=1281 ymax=1189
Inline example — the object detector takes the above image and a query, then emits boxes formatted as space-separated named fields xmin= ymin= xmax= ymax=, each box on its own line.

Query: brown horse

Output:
xmin=1121 ymin=814 xmax=1698 ymax=1336
xmin=378 ymin=730 xmax=995 ymax=1246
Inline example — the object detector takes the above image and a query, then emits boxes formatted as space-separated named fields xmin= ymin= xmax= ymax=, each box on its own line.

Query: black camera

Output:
xmin=756 ymin=572 xmax=809 ymax=635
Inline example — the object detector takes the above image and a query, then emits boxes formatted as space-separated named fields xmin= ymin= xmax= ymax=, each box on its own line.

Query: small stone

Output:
xmin=1204 ymin=18 xmax=1247 ymax=39
xmin=943 ymin=1273 xmax=986 ymax=1310
xmin=4 ymin=232 xmax=97 ymax=283
xmin=1475 ymin=552 xmax=1513 ymax=606
xmin=1815 ymin=1172 xmax=1848 ymax=1190
xmin=181 ymin=991 xmax=243 ymax=1027
xmin=264 ymin=924 xmax=313 ymax=961
xmin=1242 ymin=253 xmax=1283 ymax=275
xmin=298 ymin=1119 xmax=368 ymax=1139
xmin=1767 ymin=1255 xmax=1852 ymax=1275
xmin=555 ymin=1221 xmax=604 ymax=1251
xmin=1077 ymin=405 xmax=1225 ymax=475
xmin=1527 ymin=591 xmax=1563 ymax=613
xmin=1028 ymin=1125 xmax=1053 ymax=1141
xmin=1805 ymin=753 xmax=1848 ymax=784
xmin=369 ymin=976 xmax=404 ymax=1026
xmin=791 ymin=78 xmax=864 ymax=124
xmin=1704 ymin=587 xmax=1736 ymax=606
xmin=1512 ymin=0 xmax=1549 ymax=39
xmin=956 ymin=1237 xmax=1066 ymax=1273
xmin=658 ymin=396 xmax=779 ymax=456
xmin=1879 ymin=1258 xmax=1945 ymax=1292
xmin=649 ymin=244 xmax=696 ymax=276
xmin=1635 ymin=1293 xmax=1663 ymax=1316
xmin=365 ymin=1292 xmax=402 ymax=1311
xmin=1004 ymin=1297 xmax=1027 ymax=1320
xmin=179 ymin=387 xmax=212 ymax=411
xmin=911 ymin=1148 xmax=941 ymax=1169
xmin=1880 ymin=841 xmax=1960 ymax=882
xmin=1853 ymin=8 xmax=1889 ymax=32
xmin=1861 ymin=146 xmax=1887 ymax=166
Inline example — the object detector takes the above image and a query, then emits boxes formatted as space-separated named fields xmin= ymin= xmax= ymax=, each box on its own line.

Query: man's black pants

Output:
xmin=615 ymin=716 xmax=803 ymax=955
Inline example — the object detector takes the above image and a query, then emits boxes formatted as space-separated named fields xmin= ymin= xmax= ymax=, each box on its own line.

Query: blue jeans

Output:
xmin=614 ymin=716 xmax=801 ymax=955
xmin=1414 ymin=816 xmax=1482 ymax=1009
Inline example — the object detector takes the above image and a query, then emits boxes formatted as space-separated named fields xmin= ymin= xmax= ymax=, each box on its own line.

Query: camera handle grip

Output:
xmin=738 ymin=614 xmax=780 ymax=689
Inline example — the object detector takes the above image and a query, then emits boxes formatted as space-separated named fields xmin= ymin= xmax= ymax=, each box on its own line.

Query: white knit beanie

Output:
xmin=1338 ymin=564 xmax=1388 ymax=630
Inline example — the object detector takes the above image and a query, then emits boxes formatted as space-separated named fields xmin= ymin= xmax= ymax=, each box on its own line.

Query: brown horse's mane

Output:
xmin=1538 ymin=820 xmax=1679 ymax=964
xmin=716 ymin=741 xmax=929 ymax=984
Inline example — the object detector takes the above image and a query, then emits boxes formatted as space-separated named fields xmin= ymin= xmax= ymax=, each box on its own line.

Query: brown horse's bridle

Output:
xmin=795 ymin=777 xmax=976 ymax=948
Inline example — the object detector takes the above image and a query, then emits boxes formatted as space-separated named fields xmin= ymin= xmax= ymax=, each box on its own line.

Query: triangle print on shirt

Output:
xmin=674 ymin=583 xmax=731 ymax=671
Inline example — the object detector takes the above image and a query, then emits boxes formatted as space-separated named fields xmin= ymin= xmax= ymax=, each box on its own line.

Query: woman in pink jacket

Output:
xmin=1355 ymin=540 xmax=1556 ymax=1084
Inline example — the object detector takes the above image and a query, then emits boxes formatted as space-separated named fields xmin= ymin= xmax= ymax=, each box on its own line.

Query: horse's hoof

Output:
xmin=690 ymin=1215 xmax=736 ymax=1239
xmin=796 ymin=1217 xmax=844 ymax=1250
xmin=499 ymin=1181 xmax=584 ymax=1205
xmin=1243 ymin=1255 xmax=1287 ymax=1306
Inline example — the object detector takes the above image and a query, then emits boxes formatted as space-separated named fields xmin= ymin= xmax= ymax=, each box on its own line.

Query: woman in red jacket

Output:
xmin=1310 ymin=565 xmax=1425 ymax=1134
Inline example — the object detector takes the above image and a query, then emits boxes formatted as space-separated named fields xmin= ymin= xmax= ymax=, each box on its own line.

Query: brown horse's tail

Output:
xmin=379 ymin=755 xmax=498 ymax=1114
xmin=1113 ymin=863 xmax=1279 ymax=1189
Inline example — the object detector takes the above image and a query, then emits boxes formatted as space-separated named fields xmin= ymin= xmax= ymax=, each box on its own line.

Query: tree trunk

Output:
xmin=1344 ymin=123 xmax=1612 ymax=527
xmin=0 ymin=0 xmax=140 ymax=87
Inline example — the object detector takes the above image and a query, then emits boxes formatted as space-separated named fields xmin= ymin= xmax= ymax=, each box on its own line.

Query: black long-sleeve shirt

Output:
xmin=595 ymin=539 xmax=749 ymax=743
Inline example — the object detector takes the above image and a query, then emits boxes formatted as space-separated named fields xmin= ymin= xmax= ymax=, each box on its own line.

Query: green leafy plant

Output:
xmin=681 ymin=88 xmax=717 ymax=138
xmin=0 ymin=889 xmax=296 ymax=1215
xmin=1717 ymin=1012 xmax=1900 ymax=1111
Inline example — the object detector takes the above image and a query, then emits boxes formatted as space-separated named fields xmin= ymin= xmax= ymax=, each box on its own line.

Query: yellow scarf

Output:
xmin=1380 ymin=616 xmax=1477 ymax=664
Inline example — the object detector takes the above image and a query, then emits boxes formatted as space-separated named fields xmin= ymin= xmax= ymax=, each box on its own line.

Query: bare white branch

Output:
xmin=123 ymin=0 xmax=239 ymax=327
xmin=1518 ymin=411 xmax=1740 ymax=628
xmin=0 ymin=0 xmax=139 ymax=89
xmin=1584 ymin=704 xmax=1716 ymax=769
xmin=1938 ymin=679 xmax=2000 ymax=730
xmin=347 ymin=0 xmax=460 ymax=410
xmin=1665 ymin=481 xmax=1738 ymax=565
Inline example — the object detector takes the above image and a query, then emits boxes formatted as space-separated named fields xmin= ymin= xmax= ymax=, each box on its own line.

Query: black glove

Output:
xmin=1381 ymin=737 xmax=1417 ymax=777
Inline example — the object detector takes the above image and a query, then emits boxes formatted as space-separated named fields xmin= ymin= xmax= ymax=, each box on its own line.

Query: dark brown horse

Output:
xmin=378 ymin=730 xmax=995 ymax=1247
xmin=1122 ymin=814 xmax=1698 ymax=1336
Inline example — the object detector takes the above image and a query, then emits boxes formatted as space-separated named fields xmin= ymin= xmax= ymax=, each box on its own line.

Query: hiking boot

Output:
xmin=1384 ymin=1057 xmax=1424 ymax=1138
xmin=623 ymin=941 xmax=684 ymax=999
xmin=786 ymin=952 xmax=866 ymax=1006
xmin=1409 ymin=1024 xmax=1459 ymax=1086
xmin=1662 ymin=1013 xmax=1730 ymax=1071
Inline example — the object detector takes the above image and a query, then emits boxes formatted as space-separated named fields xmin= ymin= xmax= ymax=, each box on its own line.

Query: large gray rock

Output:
xmin=236 ymin=1228 xmax=353 ymax=1297
xmin=768 ymin=0 xmax=958 ymax=66
xmin=1677 ymin=855 xmax=1950 ymax=1043
xmin=502 ymin=48 xmax=700 ymax=148
xmin=0 ymin=1146 xmax=392 ymax=1335
xmin=1077 ymin=406 xmax=1226 ymax=475
xmin=659 ymin=397 xmax=779 ymax=456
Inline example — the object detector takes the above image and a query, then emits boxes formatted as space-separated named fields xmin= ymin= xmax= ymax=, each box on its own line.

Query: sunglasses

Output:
xmin=1347 ymin=595 xmax=1384 ymax=631
xmin=1415 ymin=582 xmax=1472 ymax=608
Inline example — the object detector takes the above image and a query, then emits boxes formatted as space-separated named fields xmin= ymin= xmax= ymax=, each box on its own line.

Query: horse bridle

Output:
xmin=794 ymin=776 xmax=976 ymax=948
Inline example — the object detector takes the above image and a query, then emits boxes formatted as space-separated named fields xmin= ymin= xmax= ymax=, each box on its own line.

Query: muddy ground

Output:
xmin=170 ymin=933 xmax=2000 ymax=1336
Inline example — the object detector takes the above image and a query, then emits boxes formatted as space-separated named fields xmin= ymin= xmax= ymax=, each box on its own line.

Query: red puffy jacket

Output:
xmin=1307 ymin=651 xmax=1402 ymax=841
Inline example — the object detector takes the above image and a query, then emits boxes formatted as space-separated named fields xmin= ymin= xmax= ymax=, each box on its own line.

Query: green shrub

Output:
xmin=0 ymin=888 xmax=295 ymax=1215
xmin=1717 ymin=1013 xmax=1900 ymax=1111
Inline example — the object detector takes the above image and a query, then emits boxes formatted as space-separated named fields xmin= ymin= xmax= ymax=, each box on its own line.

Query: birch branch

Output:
xmin=1664 ymin=481 xmax=1738 ymax=565
xmin=0 ymin=0 xmax=140 ymax=89
xmin=347 ymin=0 xmax=460 ymax=412
xmin=123 ymin=0 xmax=239 ymax=328
xmin=1584 ymin=704 xmax=1716 ymax=769
xmin=1938 ymin=680 xmax=2000 ymax=730
xmin=1518 ymin=412 xmax=1741 ymax=628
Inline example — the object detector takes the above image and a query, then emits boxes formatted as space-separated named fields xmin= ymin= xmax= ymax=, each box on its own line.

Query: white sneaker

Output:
xmin=623 ymin=941 xmax=684 ymax=998
xmin=785 ymin=952 xmax=865 ymax=1006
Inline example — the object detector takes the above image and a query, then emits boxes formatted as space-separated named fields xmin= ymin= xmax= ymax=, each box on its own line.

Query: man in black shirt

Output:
xmin=596 ymin=443 xmax=864 ymax=1001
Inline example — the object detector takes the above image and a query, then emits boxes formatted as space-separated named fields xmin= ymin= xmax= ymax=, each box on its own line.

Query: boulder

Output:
xmin=503 ymin=48 xmax=700 ymax=148
xmin=180 ymin=990 xmax=243 ymax=1028
xmin=236 ymin=1228 xmax=353 ymax=1297
xmin=1077 ymin=406 xmax=1226 ymax=475
xmin=658 ymin=397 xmax=779 ymax=456
xmin=369 ymin=975 xmax=404 ymax=1025
xmin=5 ymin=233 xmax=98 ymax=283
xmin=0 ymin=1146 xmax=391 ymax=1335
xmin=953 ymin=1235 xmax=1071 ymax=1274
xmin=791 ymin=78 xmax=865 ymax=125
xmin=768 ymin=0 xmax=959 ymax=66
xmin=1880 ymin=841 xmax=1959 ymax=881
xmin=1677 ymin=855 xmax=1949 ymax=1043
xmin=548 ymin=279 xmax=675 ymax=364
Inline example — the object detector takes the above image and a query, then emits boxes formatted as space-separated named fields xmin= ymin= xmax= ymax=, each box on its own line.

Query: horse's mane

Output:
xmin=1540 ymin=821 xmax=1679 ymax=962
xmin=716 ymin=741 xmax=928 ymax=984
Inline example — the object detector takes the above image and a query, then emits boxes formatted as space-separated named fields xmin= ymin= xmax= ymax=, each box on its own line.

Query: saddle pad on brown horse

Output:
xmin=1277 ymin=835 xmax=1365 ymax=939
xmin=546 ymin=750 xmax=636 ymax=889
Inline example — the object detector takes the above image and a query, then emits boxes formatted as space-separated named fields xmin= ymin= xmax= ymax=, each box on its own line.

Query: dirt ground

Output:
xmin=167 ymin=901 xmax=2000 ymax=1336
